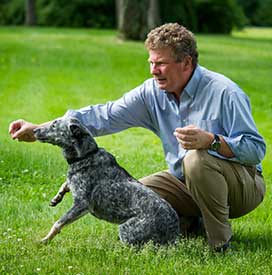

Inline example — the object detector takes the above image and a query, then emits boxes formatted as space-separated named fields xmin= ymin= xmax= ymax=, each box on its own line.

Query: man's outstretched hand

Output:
xmin=9 ymin=119 xmax=38 ymax=142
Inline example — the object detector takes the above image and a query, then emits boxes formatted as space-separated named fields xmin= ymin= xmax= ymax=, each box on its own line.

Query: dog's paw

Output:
xmin=49 ymin=200 xmax=58 ymax=207
xmin=49 ymin=194 xmax=63 ymax=207
xmin=39 ymin=237 xmax=50 ymax=245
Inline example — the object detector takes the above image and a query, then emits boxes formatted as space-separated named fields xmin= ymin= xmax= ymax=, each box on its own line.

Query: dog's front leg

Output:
xmin=50 ymin=181 xmax=70 ymax=207
xmin=41 ymin=203 xmax=88 ymax=244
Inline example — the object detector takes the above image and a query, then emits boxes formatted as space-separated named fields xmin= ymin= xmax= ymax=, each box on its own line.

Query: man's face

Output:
xmin=148 ymin=48 xmax=191 ymax=97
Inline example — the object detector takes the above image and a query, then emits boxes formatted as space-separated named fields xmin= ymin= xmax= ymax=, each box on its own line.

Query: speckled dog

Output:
xmin=34 ymin=117 xmax=180 ymax=245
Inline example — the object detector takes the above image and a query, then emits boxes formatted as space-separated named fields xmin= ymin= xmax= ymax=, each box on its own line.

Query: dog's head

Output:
xmin=34 ymin=117 xmax=98 ymax=160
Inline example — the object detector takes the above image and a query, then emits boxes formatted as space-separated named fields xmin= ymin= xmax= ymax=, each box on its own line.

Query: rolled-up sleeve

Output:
xmin=220 ymin=91 xmax=266 ymax=165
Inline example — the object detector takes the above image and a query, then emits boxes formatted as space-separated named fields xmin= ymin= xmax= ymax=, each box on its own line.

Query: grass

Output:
xmin=0 ymin=26 xmax=272 ymax=275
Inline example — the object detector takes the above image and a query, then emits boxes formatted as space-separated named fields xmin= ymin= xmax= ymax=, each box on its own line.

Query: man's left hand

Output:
xmin=174 ymin=125 xmax=214 ymax=150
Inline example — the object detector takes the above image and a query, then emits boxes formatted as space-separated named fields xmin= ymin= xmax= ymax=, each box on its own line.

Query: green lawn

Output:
xmin=0 ymin=26 xmax=271 ymax=275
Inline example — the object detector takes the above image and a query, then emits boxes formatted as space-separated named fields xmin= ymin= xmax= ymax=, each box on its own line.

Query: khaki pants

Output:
xmin=140 ymin=150 xmax=265 ymax=248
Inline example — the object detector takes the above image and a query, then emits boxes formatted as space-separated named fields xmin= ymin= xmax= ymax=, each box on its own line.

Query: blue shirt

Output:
xmin=64 ymin=65 xmax=266 ymax=179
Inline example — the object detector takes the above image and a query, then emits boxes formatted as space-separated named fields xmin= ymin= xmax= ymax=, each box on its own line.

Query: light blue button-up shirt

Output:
xmin=64 ymin=65 xmax=265 ymax=179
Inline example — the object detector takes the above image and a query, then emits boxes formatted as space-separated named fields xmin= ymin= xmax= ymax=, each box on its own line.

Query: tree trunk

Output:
xmin=116 ymin=0 xmax=160 ymax=40
xmin=147 ymin=0 xmax=161 ymax=31
xmin=25 ymin=0 xmax=36 ymax=26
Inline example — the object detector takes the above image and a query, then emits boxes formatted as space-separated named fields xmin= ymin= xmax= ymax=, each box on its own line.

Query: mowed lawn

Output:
xmin=0 ymin=26 xmax=271 ymax=275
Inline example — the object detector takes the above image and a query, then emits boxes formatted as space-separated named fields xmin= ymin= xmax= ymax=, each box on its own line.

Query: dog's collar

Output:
xmin=66 ymin=148 xmax=99 ymax=165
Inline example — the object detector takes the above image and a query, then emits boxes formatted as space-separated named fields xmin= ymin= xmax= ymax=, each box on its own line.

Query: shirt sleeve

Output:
xmin=210 ymin=90 xmax=266 ymax=165
xmin=63 ymin=83 xmax=157 ymax=136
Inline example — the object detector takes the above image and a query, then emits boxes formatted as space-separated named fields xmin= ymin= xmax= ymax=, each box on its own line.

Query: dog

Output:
xmin=33 ymin=117 xmax=180 ymax=245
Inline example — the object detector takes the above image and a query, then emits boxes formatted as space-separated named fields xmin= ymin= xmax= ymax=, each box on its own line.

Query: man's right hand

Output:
xmin=9 ymin=119 xmax=38 ymax=142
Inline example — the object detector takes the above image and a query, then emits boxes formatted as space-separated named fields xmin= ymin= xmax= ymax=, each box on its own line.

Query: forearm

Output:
xmin=207 ymin=132 xmax=265 ymax=165
xmin=223 ymin=134 xmax=266 ymax=165
xmin=216 ymin=135 xmax=235 ymax=158
xmin=202 ymin=131 xmax=234 ymax=158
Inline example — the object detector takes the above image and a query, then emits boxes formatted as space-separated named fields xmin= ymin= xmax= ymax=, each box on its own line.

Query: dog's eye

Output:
xmin=51 ymin=121 xmax=57 ymax=128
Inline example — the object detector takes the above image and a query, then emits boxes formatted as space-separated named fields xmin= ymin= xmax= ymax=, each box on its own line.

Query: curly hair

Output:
xmin=145 ymin=23 xmax=198 ymax=67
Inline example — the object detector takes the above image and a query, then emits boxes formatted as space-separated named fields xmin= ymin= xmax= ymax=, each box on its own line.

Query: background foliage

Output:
xmin=238 ymin=0 xmax=272 ymax=26
xmin=0 ymin=0 xmax=116 ymax=28
xmin=37 ymin=0 xmax=116 ymax=28
xmin=159 ymin=0 xmax=198 ymax=32
xmin=196 ymin=0 xmax=247 ymax=33
xmin=1 ymin=0 xmax=272 ymax=34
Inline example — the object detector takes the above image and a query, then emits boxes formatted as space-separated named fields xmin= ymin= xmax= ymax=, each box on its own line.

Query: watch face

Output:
xmin=210 ymin=134 xmax=221 ymax=151
xmin=211 ymin=141 xmax=220 ymax=151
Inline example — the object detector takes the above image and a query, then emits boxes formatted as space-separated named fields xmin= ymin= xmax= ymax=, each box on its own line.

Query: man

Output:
xmin=9 ymin=23 xmax=266 ymax=251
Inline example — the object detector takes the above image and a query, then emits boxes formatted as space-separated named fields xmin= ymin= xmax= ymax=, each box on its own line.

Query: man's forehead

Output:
xmin=148 ymin=48 xmax=175 ymax=61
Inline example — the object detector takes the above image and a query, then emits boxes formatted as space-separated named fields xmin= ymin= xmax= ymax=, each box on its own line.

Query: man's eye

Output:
xmin=150 ymin=62 xmax=163 ymax=66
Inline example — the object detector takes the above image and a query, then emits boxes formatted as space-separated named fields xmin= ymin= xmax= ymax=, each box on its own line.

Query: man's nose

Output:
xmin=150 ymin=63 xmax=160 ymax=75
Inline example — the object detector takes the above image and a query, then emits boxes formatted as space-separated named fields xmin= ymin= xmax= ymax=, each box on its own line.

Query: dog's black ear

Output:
xmin=70 ymin=124 xmax=83 ymax=137
xmin=69 ymin=118 xmax=85 ymax=138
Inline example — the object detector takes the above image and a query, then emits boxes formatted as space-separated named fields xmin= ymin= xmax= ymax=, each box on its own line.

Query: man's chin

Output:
xmin=156 ymin=81 xmax=167 ymax=90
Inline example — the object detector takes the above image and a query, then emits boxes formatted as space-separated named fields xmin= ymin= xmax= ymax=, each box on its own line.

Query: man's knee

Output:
xmin=183 ymin=150 xmax=223 ymax=193
xmin=183 ymin=150 xmax=211 ymax=179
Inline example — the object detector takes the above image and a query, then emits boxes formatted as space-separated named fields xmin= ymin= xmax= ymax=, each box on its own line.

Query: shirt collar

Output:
xmin=183 ymin=65 xmax=203 ymax=98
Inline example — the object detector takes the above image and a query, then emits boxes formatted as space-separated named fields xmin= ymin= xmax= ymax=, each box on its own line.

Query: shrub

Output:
xmin=252 ymin=0 xmax=272 ymax=26
xmin=159 ymin=0 xmax=198 ymax=32
xmin=37 ymin=0 xmax=116 ymax=28
xmin=196 ymin=0 xmax=247 ymax=34
xmin=0 ymin=0 xmax=25 ymax=25
xmin=237 ymin=0 xmax=260 ymax=25
xmin=0 ymin=0 xmax=116 ymax=28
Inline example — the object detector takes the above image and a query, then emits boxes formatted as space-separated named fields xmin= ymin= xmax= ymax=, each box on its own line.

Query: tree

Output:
xmin=116 ymin=0 xmax=161 ymax=40
xmin=25 ymin=0 xmax=36 ymax=26
xmin=196 ymin=0 xmax=246 ymax=33
xmin=159 ymin=0 xmax=197 ymax=32
xmin=147 ymin=0 xmax=161 ymax=31
xmin=253 ymin=0 xmax=272 ymax=26
xmin=237 ymin=0 xmax=260 ymax=25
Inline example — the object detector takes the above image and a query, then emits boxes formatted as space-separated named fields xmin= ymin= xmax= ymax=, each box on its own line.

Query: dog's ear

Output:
xmin=70 ymin=124 xmax=83 ymax=138
xmin=69 ymin=118 xmax=85 ymax=138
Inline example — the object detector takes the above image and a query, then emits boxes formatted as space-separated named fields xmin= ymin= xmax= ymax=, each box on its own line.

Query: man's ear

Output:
xmin=183 ymin=55 xmax=193 ymax=68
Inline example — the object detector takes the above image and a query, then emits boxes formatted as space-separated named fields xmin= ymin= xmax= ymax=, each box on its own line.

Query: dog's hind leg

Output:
xmin=50 ymin=181 xmax=70 ymax=207
xmin=41 ymin=202 xmax=88 ymax=244
xmin=119 ymin=212 xmax=180 ymax=245
xmin=119 ymin=217 xmax=151 ymax=245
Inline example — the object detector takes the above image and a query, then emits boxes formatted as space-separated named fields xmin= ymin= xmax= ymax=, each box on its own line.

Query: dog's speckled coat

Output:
xmin=34 ymin=117 xmax=180 ymax=245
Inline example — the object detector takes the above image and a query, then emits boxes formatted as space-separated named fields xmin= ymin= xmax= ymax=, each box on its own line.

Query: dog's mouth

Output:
xmin=36 ymin=137 xmax=48 ymax=142
xmin=33 ymin=128 xmax=48 ymax=142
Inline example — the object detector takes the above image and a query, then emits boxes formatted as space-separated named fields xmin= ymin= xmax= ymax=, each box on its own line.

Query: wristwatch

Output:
xmin=209 ymin=134 xmax=221 ymax=151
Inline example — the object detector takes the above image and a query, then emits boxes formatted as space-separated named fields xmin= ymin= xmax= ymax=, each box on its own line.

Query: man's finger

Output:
xmin=174 ymin=129 xmax=197 ymax=137
xmin=11 ymin=127 xmax=25 ymax=139
xmin=9 ymin=120 xmax=23 ymax=134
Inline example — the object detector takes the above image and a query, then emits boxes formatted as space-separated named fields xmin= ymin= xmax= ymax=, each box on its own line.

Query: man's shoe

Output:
xmin=214 ymin=237 xmax=232 ymax=252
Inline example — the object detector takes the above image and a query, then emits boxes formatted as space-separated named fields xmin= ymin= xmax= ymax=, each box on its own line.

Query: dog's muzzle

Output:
xmin=33 ymin=128 xmax=46 ymax=141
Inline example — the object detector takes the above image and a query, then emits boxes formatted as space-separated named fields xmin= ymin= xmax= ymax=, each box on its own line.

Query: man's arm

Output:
xmin=174 ymin=90 xmax=265 ymax=165
xmin=63 ymin=83 xmax=156 ymax=137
